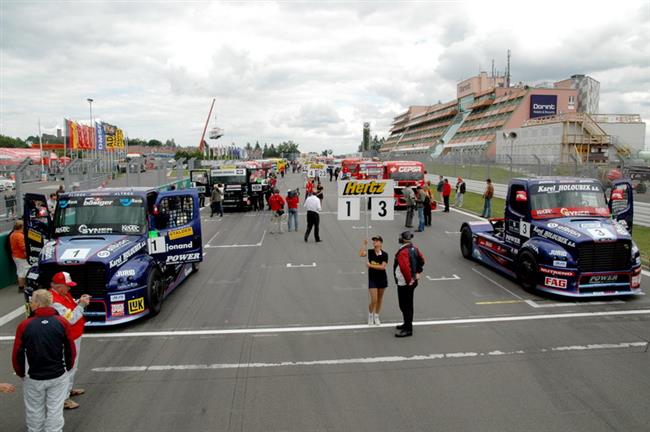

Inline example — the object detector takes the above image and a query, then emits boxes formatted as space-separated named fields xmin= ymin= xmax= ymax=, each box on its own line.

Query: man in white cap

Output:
xmin=49 ymin=272 xmax=90 ymax=410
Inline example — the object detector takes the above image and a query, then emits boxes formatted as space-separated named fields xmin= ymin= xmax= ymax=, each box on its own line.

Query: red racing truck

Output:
xmin=383 ymin=160 xmax=425 ymax=207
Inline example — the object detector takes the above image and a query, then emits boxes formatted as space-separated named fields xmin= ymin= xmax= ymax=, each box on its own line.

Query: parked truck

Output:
xmin=459 ymin=177 xmax=641 ymax=297
xmin=23 ymin=187 xmax=203 ymax=325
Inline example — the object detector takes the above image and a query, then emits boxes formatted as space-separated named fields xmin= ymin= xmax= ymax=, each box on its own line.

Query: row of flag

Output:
xmin=65 ymin=118 xmax=126 ymax=150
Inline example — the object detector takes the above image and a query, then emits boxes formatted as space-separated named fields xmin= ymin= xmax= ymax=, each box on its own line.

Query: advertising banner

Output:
xmin=530 ymin=94 xmax=558 ymax=118
xmin=103 ymin=123 xmax=117 ymax=150
xmin=66 ymin=119 xmax=79 ymax=150
xmin=96 ymin=121 xmax=106 ymax=151
xmin=337 ymin=179 xmax=394 ymax=198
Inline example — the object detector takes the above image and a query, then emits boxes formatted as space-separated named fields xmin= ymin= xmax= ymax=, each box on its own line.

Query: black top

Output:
xmin=367 ymin=249 xmax=388 ymax=288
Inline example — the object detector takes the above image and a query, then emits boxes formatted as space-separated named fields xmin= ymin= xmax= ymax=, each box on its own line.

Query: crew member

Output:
xmin=268 ymin=189 xmax=286 ymax=234
xmin=286 ymin=189 xmax=300 ymax=232
xmin=304 ymin=192 xmax=322 ymax=242
xmin=9 ymin=220 xmax=28 ymax=292
xmin=394 ymin=231 xmax=425 ymax=338
xmin=442 ymin=178 xmax=452 ymax=213
xmin=49 ymin=272 xmax=89 ymax=410
xmin=13 ymin=289 xmax=76 ymax=431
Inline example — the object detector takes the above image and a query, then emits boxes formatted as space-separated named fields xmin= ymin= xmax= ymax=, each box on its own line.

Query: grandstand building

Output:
xmin=381 ymin=73 xmax=646 ymax=164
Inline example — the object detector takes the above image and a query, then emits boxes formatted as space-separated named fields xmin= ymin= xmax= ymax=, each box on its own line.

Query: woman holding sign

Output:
xmin=359 ymin=236 xmax=388 ymax=325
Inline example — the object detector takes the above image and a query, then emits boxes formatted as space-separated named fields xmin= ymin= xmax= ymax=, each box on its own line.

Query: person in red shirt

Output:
xmin=305 ymin=179 xmax=314 ymax=201
xmin=49 ymin=272 xmax=90 ymax=410
xmin=268 ymin=189 xmax=286 ymax=234
xmin=442 ymin=178 xmax=452 ymax=213
xmin=9 ymin=220 xmax=28 ymax=292
xmin=393 ymin=231 xmax=425 ymax=337
xmin=285 ymin=189 xmax=300 ymax=232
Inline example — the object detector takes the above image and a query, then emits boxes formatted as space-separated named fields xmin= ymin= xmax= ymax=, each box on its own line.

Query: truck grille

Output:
xmin=38 ymin=263 xmax=107 ymax=299
xmin=577 ymin=241 xmax=631 ymax=273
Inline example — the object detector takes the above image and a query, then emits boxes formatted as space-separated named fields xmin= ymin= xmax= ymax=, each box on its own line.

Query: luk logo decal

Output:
xmin=127 ymin=297 xmax=145 ymax=314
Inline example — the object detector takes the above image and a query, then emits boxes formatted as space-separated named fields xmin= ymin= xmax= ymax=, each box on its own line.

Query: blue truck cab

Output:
xmin=460 ymin=177 xmax=642 ymax=297
xmin=23 ymin=187 xmax=203 ymax=325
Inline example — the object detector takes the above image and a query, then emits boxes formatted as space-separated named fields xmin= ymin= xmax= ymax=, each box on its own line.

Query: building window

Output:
xmin=568 ymin=95 xmax=576 ymax=110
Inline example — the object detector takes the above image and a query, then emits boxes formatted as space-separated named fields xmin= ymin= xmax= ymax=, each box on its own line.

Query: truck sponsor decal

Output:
xmin=78 ymin=225 xmax=113 ymax=234
xmin=28 ymin=229 xmax=42 ymax=243
xmin=549 ymin=249 xmax=568 ymax=257
xmin=165 ymin=252 xmax=201 ymax=263
xmin=111 ymin=303 xmax=125 ymax=317
xmin=544 ymin=277 xmax=567 ymax=289
xmin=539 ymin=266 xmax=575 ymax=277
xmin=552 ymin=225 xmax=581 ymax=238
xmin=535 ymin=184 xmax=600 ymax=194
xmin=97 ymin=251 xmax=110 ymax=258
xmin=116 ymin=269 xmax=136 ymax=277
xmin=553 ymin=260 xmax=567 ymax=268
xmin=127 ymin=297 xmax=145 ymax=314
xmin=532 ymin=207 xmax=610 ymax=219
xmin=505 ymin=234 xmax=521 ymax=245
xmin=82 ymin=197 xmax=114 ymax=206
xmin=121 ymin=224 xmax=140 ymax=233
xmin=167 ymin=241 xmax=193 ymax=251
xmin=397 ymin=166 xmax=422 ymax=173
xmin=55 ymin=226 xmax=71 ymax=234
xmin=110 ymin=294 xmax=126 ymax=302
xmin=169 ymin=227 xmax=193 ymax=240
xmin=587 ymin=275 xmax=620 ymax=284
xmin=340 ymin=180 xmax=394 ymax=197
xmin=42 ymin=242 xmax=55 ymax=259
xmin=106 ymin=239 xmax=130 ymax=252
xmin=109 ymin=241 xmax=146 ymax=268
xmin=532 ymin=226 xmax=576 ymax=248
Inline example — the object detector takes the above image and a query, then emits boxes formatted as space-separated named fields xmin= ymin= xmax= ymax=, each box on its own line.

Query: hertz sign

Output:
xmin=339 ymin=180 xmax=394 ymax=197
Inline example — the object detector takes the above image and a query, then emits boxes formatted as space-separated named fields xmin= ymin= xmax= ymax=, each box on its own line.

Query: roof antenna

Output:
xmin=506 ymin=49 xmax=511 ymax=88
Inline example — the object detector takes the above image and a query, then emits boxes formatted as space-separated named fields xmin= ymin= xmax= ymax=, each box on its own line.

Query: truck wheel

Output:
xmin=146 ymin=269 xmax=164 ymax=317
xmin=517 ymin=251 xmax=538 ymax=291
xmin=460 ymin=226 xmax=473 ymax=259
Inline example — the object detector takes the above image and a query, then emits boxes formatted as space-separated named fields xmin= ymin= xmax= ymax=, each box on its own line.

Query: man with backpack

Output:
xmin=393 ymin=231 xmax=425 ymax=338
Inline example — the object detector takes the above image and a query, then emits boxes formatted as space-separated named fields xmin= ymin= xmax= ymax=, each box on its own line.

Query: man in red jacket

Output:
xmin=285 ymin=189 xmax=300 ymax=232
xmin=442 ymin=178 xmax=452 ymax=213
xmin=393 ymin=231 xmax=425 ymax=337
xmin=13 ymin=289 xmax=76 ymax=431
xmin=49 ymin=272 xmax=90 ymax=410
xmin=268 ymin=189 xmax=286 ymax=234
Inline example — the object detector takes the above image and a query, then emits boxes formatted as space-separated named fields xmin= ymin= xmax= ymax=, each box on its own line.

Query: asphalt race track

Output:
xmin=1 ymin=171 xmax=650 ymax=432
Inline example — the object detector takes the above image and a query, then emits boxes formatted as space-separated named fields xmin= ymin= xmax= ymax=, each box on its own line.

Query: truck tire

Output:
xmin=146 ymin=269 xmax=164 ymax=317
xmin=460 ymin=226 xmax=473 ymax=259
xmin=517 ymin=251 xmax=538 ymax=292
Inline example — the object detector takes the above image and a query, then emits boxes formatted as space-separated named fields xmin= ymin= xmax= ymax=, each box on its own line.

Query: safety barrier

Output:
xmin=0 ymin=230 xmax=18 ymax=289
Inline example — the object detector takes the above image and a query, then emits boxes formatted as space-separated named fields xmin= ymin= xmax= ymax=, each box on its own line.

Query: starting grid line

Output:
xmin=92 ymin=341 xmax=648 ymax=373
xmin=2 ymin=308 xmax=649 ymax=341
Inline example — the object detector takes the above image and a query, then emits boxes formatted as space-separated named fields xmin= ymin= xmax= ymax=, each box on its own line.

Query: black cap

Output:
xmin=399 ymin=231 xmax=413 ymax=242
xmin=371 ymin=235 xmax=383 ymax=242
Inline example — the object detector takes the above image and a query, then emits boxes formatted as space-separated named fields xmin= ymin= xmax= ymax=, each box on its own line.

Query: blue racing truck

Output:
xmin=23 ymin=187 xmax=203 ymax=325
xmin=460 ymin=177 xmax=642 ymax=297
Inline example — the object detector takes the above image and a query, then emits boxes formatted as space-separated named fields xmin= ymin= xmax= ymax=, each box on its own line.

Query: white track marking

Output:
xmin=2 ymin=309 xmax=650 ymax=341
xmin=642 ymin=269 xmax=650 ymax=277
xmin=352 ymin=226 xmax=372 ymax=230
xmin=205 ymin=231 xmax=221 ymax=246
xmin=0 ymin=306 xmax=25 ymax=328
xmin=471 ymin=267 xmax=525 ymax=300
xmin=426 ymin=274 xmax=461 ymax=281
xmin=450 ymin=207 xmax=485 ymax=221
xmin=286 ymin=262 xmax=317 ymax=268
xmin=205 ymin=229 xmax=266 ymax=248
xmin=525 ymin=299 xmax=626 ymax=308
xmin=91 ymin=341 xmax=648 ymax=373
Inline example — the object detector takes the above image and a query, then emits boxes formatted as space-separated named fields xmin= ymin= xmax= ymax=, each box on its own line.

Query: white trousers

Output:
xmin=24 ymin=372 xmax=68 ymax=432
xmin=67 ymin=338 xmax=81 ymax=395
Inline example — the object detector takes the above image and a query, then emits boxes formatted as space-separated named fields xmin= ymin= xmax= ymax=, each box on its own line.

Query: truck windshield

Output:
xmin=529 ymin=183 xmax=610 ymax=219
xmin=389 ymin=171 xmax=423 ymax=181
xmin=53 ymin=195 xmax=147 ymax=236
xmin=211 ymin=175 xmax=247 ymax=184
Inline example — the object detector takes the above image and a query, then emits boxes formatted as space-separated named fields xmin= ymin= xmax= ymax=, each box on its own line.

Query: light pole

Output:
xmin=503 ymin=131 xmax=517 ymax=178
xmin=87 ymin=98 xmax=94 ymax=161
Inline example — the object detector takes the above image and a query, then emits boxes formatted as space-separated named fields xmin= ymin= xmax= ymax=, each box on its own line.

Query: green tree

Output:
xmin=174 ymin=150 xmax=204 ymax=160
xmin=262 ymin=143 xmax=269 ymax=157
xmin=147 ymin=139 xmax=163 ymax=147
xmin=165 ymin=139 xmax=176 ymax=147
xmin=254 ymin=142 xmax=261 ymax=151
xmin=0 ymin=135 xmax=27 ymax=148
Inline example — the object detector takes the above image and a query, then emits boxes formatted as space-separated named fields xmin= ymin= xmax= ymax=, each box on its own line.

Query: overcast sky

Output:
xmin=1 ymin=0 xmax=649 ymax=153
